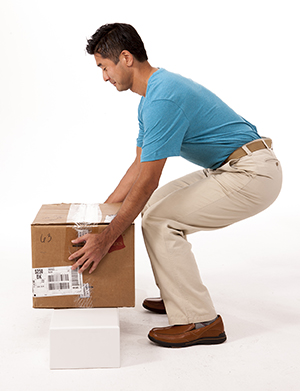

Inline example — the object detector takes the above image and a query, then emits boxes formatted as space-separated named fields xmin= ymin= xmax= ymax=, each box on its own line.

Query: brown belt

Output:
xmin=223 ymin=138 xmax=272 ymax=165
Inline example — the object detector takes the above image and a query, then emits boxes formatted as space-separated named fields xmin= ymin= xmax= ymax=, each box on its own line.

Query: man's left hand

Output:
xmin=69 ymin=233 xmax=111 ymax=274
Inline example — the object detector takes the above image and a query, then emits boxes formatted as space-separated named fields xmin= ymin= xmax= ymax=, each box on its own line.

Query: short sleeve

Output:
xmin=136 ymin=98 xmax=145 ymax=148
xmin=140 ymin=100 xmax=189 ymax=162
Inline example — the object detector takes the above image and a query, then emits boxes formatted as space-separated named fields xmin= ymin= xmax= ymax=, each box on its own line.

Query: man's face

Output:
xmin=94 ymin=53 xmax=133 ymax=92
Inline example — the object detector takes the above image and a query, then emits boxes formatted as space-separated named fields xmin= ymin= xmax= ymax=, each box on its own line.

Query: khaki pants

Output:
xmin=141 ymin=147 xmax=282 ymax=325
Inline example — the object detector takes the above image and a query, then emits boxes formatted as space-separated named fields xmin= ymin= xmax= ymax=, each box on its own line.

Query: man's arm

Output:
xmin=69 ymin=156 xmax=167 ymax=273
xmin=105 ymin=147 xmax=142 ymax=203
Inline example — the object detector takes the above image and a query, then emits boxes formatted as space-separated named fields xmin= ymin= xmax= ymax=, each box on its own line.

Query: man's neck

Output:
xmin=130 ymin=62 xmax=158 ymax=97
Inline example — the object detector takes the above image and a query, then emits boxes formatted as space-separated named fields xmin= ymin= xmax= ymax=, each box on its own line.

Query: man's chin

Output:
xmin=116 ymin=85 xmax=129 ymax=92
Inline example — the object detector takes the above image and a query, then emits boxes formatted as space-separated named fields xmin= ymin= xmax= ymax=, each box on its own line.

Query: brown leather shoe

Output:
xmin=142 ymin=298 xmax=166 ymax=314
xmin=148 ymin=315 xmax=226 ymax=347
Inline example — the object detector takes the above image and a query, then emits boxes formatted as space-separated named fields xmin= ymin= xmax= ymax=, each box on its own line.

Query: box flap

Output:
xmin=32 ymin=203 xmax=122 ymax=225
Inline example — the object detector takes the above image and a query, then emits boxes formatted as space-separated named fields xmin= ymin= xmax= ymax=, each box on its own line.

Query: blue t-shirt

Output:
xmin=137 ymin=69 xmax=260 ymax=169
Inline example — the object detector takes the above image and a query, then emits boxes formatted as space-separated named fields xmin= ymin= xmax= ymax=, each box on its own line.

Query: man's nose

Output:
xmin=103 ymin=70 xmax=110 ymax=82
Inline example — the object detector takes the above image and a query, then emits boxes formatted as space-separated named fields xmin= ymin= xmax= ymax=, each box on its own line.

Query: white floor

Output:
xmin=1 ymin=207 xmax=299 ymax=391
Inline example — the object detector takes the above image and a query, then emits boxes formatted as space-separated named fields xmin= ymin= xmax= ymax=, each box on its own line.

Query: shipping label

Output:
xmin=32 ymin=266 xmax=84 ymax=297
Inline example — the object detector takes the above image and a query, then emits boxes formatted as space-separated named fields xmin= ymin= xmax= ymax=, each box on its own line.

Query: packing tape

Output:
xmin=67 ymin=203 xmax=103 ymax=224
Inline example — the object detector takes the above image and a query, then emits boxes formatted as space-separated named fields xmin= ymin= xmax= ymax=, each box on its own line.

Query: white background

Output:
xmin=0 ymin=0 xmax=299 ymax=390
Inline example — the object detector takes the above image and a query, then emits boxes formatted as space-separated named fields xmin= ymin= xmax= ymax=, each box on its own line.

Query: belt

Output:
xmin=223 ymin=138 xmax=272 ymax=165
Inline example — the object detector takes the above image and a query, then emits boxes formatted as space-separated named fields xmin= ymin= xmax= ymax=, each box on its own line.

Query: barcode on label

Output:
xmin=49 ymin=282 xmax=70 ymax=290
xmin=71 ymin=269 xmax=80 ymax=288
xmin=48 ymin=274 xmax=69 ymax=283
xmin=48 ymin=273 xmax=70 ymax=291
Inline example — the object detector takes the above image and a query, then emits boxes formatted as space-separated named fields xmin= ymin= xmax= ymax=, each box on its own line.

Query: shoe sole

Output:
xmin=148 ymin=332 xmax=227 ymax=348
xmin=142 ymin=303 xmax=166 ymax=314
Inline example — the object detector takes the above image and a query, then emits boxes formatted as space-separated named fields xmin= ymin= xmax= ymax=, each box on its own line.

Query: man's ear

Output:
xmin=120 ymin=50 xmax=134 ymax=67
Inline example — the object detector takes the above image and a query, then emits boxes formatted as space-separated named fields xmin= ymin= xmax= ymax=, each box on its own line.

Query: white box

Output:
xmin=50 ymin=308 xmax=120 ymax=369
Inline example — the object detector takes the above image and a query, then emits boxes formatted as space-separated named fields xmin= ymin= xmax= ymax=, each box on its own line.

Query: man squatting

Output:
xmin=69 ymin=23 xmax=282 ymax=348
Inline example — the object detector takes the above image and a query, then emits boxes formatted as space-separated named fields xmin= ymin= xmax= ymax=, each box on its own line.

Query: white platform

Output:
xmin=50 ymin=308 xmax=120 ymax=369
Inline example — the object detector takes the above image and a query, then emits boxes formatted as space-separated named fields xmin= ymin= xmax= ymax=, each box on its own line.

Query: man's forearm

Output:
xmin=106 ymin=158 xmax=166 ymax=241
xmin=103 ymin=170 xmax=158 ymax=244
xmin=105 ymin=148 xmax=141 ymax=203
xmin=105 ymin=167 xmax=138 ymax=203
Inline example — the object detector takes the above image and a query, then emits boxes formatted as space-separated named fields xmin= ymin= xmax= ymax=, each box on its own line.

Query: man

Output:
xmin=69 ymin=23 xmax=282 ymax=348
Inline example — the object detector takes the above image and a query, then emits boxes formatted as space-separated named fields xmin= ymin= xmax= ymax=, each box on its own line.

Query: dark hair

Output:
xmin=86 ymin=23 xmax=148 ymax=64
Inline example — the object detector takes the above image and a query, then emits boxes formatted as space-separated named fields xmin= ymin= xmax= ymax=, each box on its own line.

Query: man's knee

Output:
xmin=141 ymin=207 xmax=151 ymax=231
xmin=141 ymin=204 xmax=160 ymax=234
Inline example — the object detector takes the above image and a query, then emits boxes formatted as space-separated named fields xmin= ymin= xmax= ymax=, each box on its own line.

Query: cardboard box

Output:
xmin=31 ymin=203 xmax=135 ymax=308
